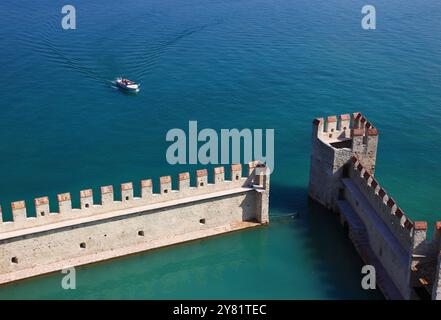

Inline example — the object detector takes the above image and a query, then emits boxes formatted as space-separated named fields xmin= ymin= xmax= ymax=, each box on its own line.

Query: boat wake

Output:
xmin=130 ymin=21 xmax=223 ymax=79
xmin=24 ymin=12 xmax=224 ymax=90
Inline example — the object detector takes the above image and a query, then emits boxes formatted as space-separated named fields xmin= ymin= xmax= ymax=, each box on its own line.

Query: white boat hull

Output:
xmin=116 ymin=79 xmax=140 ymax=92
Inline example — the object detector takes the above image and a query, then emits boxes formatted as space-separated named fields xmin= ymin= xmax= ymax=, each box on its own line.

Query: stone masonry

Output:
xmin=0 ymin=162 xmax=270 ymax=285
xmin=309 ymin=112 xmax=441 ymax=300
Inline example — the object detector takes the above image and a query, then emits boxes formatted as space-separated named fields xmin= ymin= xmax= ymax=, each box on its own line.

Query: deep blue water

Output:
xmin=0 ymin=0 xmax=439 ymax=299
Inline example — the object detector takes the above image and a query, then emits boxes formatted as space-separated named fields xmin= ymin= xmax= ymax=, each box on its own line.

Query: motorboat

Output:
xmin=116 ymin=77 xmax=140 ymax=92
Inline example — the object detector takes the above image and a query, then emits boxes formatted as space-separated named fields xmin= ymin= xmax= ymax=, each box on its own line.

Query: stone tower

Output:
xmin=308 ymin=112 xmax=378 ymax=210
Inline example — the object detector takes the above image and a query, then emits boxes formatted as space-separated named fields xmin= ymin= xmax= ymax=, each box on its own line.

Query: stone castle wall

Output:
xmin=0 ymin=162 xmax=270 ymax=284
xmin=309 ymin=113 xmax=378 ymax=211
xmin=347 ymin=157 xmax=414 ymax=250
xmin=309 ymin=112 xmax=441 ymax=300
xmin=344 ymin=157 xmax=413 ymax=298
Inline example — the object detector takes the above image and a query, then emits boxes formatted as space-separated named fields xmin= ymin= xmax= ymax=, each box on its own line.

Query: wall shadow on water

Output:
xmin=269 ymin=182 xmax=384 ymax=299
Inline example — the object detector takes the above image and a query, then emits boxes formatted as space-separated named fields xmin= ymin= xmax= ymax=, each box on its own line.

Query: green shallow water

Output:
xmin=0 ymin=201 xmax=381 ymax=299
xmin=0 ymin=0 xmax=439 ymax=299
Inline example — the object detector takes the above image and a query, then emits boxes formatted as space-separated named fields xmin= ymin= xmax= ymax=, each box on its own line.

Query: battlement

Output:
xmin=0 ymin=163 xmax=270 ymax=235
xmin=309 ymin=112 xmax=379 ymax=211
xmin=0 ymin=162 xmax=270 ymax=285
xmin=309 ymin=113 xmax=441 ymax=299
xmin=347 ymin=156 xmax=415 ymax=249
xmin=312 ymin=112 xmax=378 ymax=168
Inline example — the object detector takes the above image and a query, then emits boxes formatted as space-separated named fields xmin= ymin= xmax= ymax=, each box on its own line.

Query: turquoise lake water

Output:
xmin=0 ymin=0 xmax=440 ymax=299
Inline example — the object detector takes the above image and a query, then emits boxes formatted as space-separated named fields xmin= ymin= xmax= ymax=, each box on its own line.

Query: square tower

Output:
xmin=308 ymin=112 xmax=378 ymax=210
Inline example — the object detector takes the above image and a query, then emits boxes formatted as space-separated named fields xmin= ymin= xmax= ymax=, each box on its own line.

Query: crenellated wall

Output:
xmin=0 ymin=162 xmax=270 ymax=285
xmin=309 ymin=112 xmax=378 ymax=211
xmin=344 ymin=156 xmax=413 ymax=298
xmin=347 ymin=157 xmax=414 ymax=250
xmin=309 ymin=113 xmax=441 ymax=300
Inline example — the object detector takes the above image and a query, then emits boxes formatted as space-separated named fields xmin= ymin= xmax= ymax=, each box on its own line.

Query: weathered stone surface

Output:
xmin=0 ymin=164 xmax=270 ymax=285
xmin=308 ymin=113 xmax=441 ymax=300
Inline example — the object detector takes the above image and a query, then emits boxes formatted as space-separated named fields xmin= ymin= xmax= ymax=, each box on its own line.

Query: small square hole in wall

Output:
xmin=40 ymin=211 xmax=45 ymax=216
xmin=199 ymin=182 xmax=204 ymax=187
xmin=343 ymin=127 xmax=347 ymax=130
xmin=331 ymin=128 xmax=334 ymax=132
xmin=11 ymin=257 xmax=18 ymax=264
xmin=85 ymin=203 xmax=89 ymax=208
xmin=80 ymin=242 xmax=86 ymax=249
xmin=138 ymin=230 xmax=144 ymax=236
xmin=235 ymin=175 xmax=239 ymax=180
xmin=199 ymin=218 xmax=206 ymax=224
xmin=164 ymin=189 xmax=168 ymax=194
xmin=125 ymin=196 xmax=129 ymax=201
xmin=329 ymin=134 xmax=332 ymax=138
